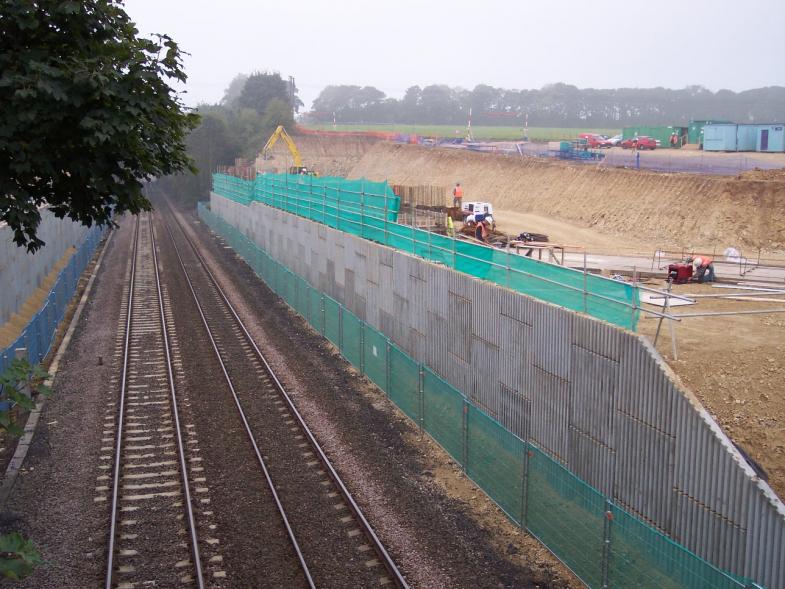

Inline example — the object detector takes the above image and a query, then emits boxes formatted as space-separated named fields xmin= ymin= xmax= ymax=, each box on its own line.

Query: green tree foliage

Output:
xmin=0 ymin=359 xmax=52 ymax=579
xmin=0 ymin=359 xmax=51 ymax=437
xmin=220 ymin=73 xmax=248 ymax=107
xmin=157 ymin=72 xmax=302 ymax=204
xmin=307 ymin=82 xmax=785 ymax=127
xmin=0 ymin=0 xmax=199 ymax=251
xmin=236 ymin=71 xmax=302 ymax=115
xmin=156 ymin=108 xmax=241 ymax=203
xmin=262 ymin=98 xmax=295 ymax=129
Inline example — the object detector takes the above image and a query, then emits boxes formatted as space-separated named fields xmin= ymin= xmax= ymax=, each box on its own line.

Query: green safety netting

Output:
xmin=213 ymin=173 xmax=639 ymax=330
xmin=526 ymin=446 xmax=607 ymax=587
xmin=198 ymin=202 xmax=751 ymax=589
xmin=607 ymin=505 xmax=751 ymax=589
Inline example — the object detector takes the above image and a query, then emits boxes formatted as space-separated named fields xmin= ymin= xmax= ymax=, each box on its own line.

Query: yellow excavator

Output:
xmin=261 ymin=125 xmax=317 ymax=176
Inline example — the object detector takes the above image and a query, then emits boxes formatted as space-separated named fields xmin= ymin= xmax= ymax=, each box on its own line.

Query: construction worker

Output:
xmin=452 ymin=182 xmax=463 ymax=208
xmin=688 ymin=256 xmax=716 ymax=283
xmin=475 ymin=219 xmax=490 ymax=243
xmin=446 ymin=215 xmax=455 ymax=237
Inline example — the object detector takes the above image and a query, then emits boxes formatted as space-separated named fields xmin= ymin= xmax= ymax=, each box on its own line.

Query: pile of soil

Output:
xmin=348 ymin=143 xmax=785 ymax=251
xmin=257 ymin=134 xmax=380 ymax=177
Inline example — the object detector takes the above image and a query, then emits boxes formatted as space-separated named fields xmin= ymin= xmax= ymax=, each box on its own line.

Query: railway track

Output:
xmin=104 ymin=214 xmax=205 ymax=588
xmin=159 ymin=202 xmax=408 ymax=588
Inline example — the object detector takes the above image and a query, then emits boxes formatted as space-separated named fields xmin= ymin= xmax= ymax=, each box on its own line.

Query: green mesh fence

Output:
xmin=363 ymin=327 xmax=387 ymax=390
xmin=212 ymin=173 xmax=638 ymax=330
xmin=340 ymin=308 xmax=363 ymax=369
xmin=324 ymin=295 xmax=341 ymax=348
xmin=466 ymin=404 xmax=526 ymax=525
xmin=422 ymin=368 xmax=465 ymax=462
xmin=388 ymin=346 xmax=421 ymax=422
xmin=607 ymin=505 xmax=750 ymax=589
xmin=198 ymin=202 xmax=753 ymax=589
xmin=526 ymin=446 xmax=607 ymax=587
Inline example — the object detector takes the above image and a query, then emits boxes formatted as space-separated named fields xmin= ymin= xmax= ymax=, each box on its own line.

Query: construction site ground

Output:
xmin=289 ymin=135 xmax=785 ymax=502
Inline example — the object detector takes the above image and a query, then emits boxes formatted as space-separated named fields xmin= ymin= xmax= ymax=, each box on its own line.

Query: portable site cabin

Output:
xmin=703 ymin=123 xmax=785 ymax=152
xmin=755 ymin=124 xmax=785 ymax=152
xmin=703 ymin=124 xmax=739 ymax=151
xmin=687 ymin=119 xmax=733 ymax=146
xmin=736 ymin=124 xmax=758 ymax=151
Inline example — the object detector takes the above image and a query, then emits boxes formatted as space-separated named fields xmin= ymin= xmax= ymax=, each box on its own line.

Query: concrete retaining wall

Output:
xmin=0 ymin=210 xmax=89 ymax=325
xmin=211 ymin=192 xmax=785 ymax=588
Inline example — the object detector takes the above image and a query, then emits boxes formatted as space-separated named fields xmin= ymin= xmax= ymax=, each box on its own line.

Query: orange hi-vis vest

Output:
xmin=454 ymin=186 xmax=464 ymax=198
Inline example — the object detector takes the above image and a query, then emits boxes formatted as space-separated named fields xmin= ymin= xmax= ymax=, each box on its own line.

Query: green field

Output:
xmin=301 ymin=123 xmax=621 ymax=142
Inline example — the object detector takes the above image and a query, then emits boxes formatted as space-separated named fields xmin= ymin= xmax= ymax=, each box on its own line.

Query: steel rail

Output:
xmin=105 ymin=215 xmax=205 ymax=589
xmin=163 ymin=202 xmax=409 ymax=589
xmin=149 ymin=215 xmax=205 ymax=588
xmin=105 ymin=216 xmax=139 ymax=589
xmin=159 ymin=211 xmax=317 ymax=589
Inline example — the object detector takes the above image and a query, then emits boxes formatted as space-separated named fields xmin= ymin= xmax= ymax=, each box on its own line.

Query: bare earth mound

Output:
xmin=258 ymin=134 xmax=380 ymax=177
xmin=349 ymin=143 xmax=785 ymax=251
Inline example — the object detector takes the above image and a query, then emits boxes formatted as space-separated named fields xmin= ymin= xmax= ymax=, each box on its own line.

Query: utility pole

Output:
xmin=465 ymin=107 xmax=474 ymax=142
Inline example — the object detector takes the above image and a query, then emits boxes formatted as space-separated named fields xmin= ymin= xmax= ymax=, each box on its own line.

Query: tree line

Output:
xmin=307 ymin=83 xmax=785 ymax=127
xmin=156 ymin=71 xmax=300 ymax=203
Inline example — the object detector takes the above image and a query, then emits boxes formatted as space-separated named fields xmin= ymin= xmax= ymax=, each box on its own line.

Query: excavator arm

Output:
xmin=262 ymin=125 xmax=303 ymax=169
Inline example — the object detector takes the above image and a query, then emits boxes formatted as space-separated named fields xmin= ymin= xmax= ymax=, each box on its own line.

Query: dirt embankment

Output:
xmin=258 ymin=135 xmax=381 ymax=177
xmin=349 ymin=143 xmax=785 ymax=251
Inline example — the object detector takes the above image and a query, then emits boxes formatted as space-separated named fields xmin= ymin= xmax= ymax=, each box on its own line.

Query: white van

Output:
xmin=461 ymin=201 xmax=493 ymax=216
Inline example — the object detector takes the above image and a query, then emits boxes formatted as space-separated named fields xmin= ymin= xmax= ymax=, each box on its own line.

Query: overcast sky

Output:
xmin=124 ymin=0 xmax=785 ymax=110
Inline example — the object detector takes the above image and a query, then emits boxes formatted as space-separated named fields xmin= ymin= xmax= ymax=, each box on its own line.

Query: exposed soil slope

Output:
xmin=349 ymin=143 xmax=785 ymax=251
xmin=257 ymin=135 xmax=380 ymax=177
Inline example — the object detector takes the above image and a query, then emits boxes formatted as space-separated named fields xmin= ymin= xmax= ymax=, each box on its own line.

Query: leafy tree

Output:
xmin=0 ymin=0 xmax=199 ymax=251
xmin=237 ymin=71 xmax=301 ymax=116
xmin=156 ymin=108 xmax=240 ymax=202
xmin=312 ymin=85 xmax=389 ymax=122
xmin=220 ymin=73 xmax=248 ymax=107
xmin=262 ymin=98 xmax=295 ymax=130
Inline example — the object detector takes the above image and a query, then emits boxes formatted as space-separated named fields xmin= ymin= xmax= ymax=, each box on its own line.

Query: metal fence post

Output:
xmin=601 ymin=500 xmax=613 ymax=588
xmin=583 ymin=250 xmax=588 ymax=314
xmin=338 ymin=305 xmax=344 ymax=353
xmin=506 ymin=247 xmax=511 ymax=288
xmin=521 ymin=446 xmax=531 ymax=530
xmin=385 ymin=340 xmax=391 ymax=394
xmin=360 ymin=323 xmax=365 ymax=373
xmin=418 ymin=364 xmax=425 ymax=432
xmin=383 ymin=191 xmax=389 ymax=246
xmin=462 ymin=400 xmax=469 ymax=472
xmin=360 ymin=186 xmax=365 ymax=238
xmin=320 ymin=294 xmax=326 ymax=335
